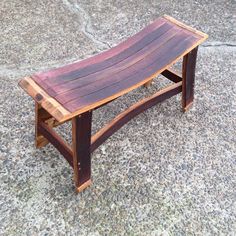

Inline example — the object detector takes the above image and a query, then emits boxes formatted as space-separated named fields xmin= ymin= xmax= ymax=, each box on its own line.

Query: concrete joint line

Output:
xmin=201 ymin=41 xmax=236 ymax=48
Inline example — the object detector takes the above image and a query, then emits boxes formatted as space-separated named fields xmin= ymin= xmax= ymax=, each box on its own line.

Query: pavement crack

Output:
xmin=201 ymin=41 xmax=236 ymax=48
xmin=62 ymin=0 xmax=111 ymax=51
xmin=0 ymin=57 xmax=79 ymax=77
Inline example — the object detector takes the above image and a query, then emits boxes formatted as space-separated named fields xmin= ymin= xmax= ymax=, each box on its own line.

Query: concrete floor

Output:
xmin=0 ymin=0 xmax=235 ymax=235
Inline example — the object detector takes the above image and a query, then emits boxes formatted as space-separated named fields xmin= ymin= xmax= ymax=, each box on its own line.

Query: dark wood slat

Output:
xmin=63 ymin=34 xmax=196 ymax=112
xmin=182 ymin=46 xmax=198 ymax=111
xmin=38 ymin=122 xmax=74 ymax=167
xmin=161 ymin=69 xmax=182 ymax=83
xmin=49 ymin=26 xmax=178 ymax=96
xmin=42 ymin=23 xmax=174 ymax=90
xmin=26 ymin=16 xmax=207 ymax=122
xmin=32 ymin=18 xmax=167 ymax=84
xmin=72 ymin=111 xmax=92 ymax=189
xmin=53 ymin=28 xmax=180 ymax=101
xmin=91 ymin=82 xmax=182 ymax=152
xmin=56 ymin=32 xmax=189 ymax=104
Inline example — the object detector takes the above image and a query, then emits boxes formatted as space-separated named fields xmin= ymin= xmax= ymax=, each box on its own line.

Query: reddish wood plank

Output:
xmin=20 ymin=15 xmax=208 ymax=122
xmin=55 ymin=31 xmax=187 ymax=104
xmin=62 ymin=35 xmax=197 ymax=112
xmin=52 ymin=27 xmax=180 ymax=99
xmin=32 ymin=18 xmax=167 ymax=83
xmin=41 ymin=22 xmax=174 ymax=91
xmin=18 ymin=77 xmax=71 ymax=122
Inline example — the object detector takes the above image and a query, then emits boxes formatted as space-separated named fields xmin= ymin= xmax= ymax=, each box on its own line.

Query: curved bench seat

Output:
xmin=19 ymin=15 xmax=208 ymax=193
xmin=20 ymin=15 xmax=207 ymax=122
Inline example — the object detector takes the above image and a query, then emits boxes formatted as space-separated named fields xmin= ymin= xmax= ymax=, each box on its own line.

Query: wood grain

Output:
xmin=44 ymin=23 xmax=173 ymax=88
xmin=32 ymin=17 xmax=166 ymax=82
xmin=19 ymin=77 xmax=70 ymax=122
xmin=163 ymin=15 xmax=208 ymax=40
xmin=72 ymin=111 xmax=92 ymax=189
xmin=182 ymin=47 xmax=198 ymax=111
xmin=19 ymin=15 xmax=208 ymax=123
xmin=63 ymin=34 xmax=194 ymax=112
xmin=47 ymin=25 xmax=177 ymax=96
xmin=55 ymin=31 xmax=187 ymax=105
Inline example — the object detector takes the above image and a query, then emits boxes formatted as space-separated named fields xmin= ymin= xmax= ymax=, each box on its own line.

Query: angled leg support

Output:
xmin=182 ymin=46 xmax=198 ymax=111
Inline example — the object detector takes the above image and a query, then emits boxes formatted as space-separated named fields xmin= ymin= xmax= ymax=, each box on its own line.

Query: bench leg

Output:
xmin=182 ymin=46 xmax=198 ymax=111
xmin=72 ymin=111 xmax=92 ymax=192
xmin=35 ymin=102 xmax=50 ymax=148
xmin=35 ymin=102 xmax=62 ymax=148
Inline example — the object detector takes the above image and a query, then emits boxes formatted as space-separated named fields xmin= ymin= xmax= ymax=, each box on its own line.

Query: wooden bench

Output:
xmin=19 ymin=15 xmax=208 ymax=192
